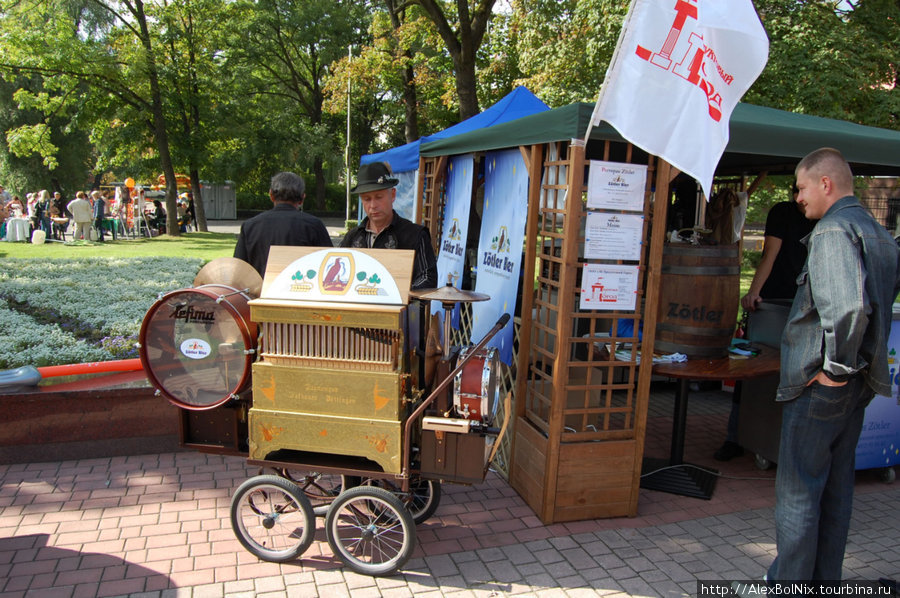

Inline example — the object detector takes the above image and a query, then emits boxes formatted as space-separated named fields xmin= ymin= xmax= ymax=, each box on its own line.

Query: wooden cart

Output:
xmin=138 ymin=250 xmax=511 ymax=575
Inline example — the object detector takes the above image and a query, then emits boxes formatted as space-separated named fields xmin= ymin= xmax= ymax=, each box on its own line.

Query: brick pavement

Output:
xmin=2 ymin=388 xmax=898 ymax=597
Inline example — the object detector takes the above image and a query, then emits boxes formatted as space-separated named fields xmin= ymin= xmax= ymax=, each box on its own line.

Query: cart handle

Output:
xmin=401 ymin=313 xmax=510 ymax=481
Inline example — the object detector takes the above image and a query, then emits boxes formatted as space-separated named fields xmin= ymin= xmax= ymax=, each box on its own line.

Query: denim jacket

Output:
xmin=778 ymin=196 xmax=900 ymax=401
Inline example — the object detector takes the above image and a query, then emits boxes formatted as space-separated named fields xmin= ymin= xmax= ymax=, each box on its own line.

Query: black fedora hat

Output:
xmin=351 ymin=162 xmax=399 ymax=194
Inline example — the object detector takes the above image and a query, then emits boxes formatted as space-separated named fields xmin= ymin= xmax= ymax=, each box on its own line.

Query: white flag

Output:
xmin=588 ymin=0 xmax=769 ymax=200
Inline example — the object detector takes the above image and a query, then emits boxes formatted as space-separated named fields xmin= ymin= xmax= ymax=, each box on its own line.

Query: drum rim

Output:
xmin=453 ymin=346 xmax=500 ymax=423
xmin=139 ymin=284 xmax=256 ymax=411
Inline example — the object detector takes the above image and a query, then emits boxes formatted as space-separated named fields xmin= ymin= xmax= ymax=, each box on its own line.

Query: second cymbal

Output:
xmin=193 ymin=257 xmax=263 ymax=298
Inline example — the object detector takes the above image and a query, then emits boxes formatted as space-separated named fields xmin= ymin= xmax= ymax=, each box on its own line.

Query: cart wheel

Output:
xmin=276 ymin=470 xmax=361 ymax=516
xmin=879 ymin=467 xmax=895 ymax=484
xmin=361 ymin=477 xmax=441 ymax=524
xmin=325 ymin=485 xmax=416 ymax=576
xmin=754 ymin=453 xmax=773 ymax=471
xmin=230 ymin=475 xmax=315 ymax=563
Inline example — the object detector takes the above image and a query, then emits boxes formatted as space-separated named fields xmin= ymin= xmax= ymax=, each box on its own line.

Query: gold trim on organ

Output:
xmin=258 ymin=322 xmax=401 ymax=372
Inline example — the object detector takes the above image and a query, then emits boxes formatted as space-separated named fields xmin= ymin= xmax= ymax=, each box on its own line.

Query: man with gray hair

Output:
xmin=234 ymin=171 xmax=332 ymax=276
xmin=767 ymin=147 xmax=900 ymax=583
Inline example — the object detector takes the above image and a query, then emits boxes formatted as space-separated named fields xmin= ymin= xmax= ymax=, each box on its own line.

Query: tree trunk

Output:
xmin=454 ymin=59 xmax=479 ymax=120
xmin=385 ymin=0 xmax=420 ymax=142
xmin=135 ymin=0 xmax=179 ymax=236
xmin=402 ymin=59 xmax=419 ymax=142
xmin=414 ymin=0 xmax=495 ymax=120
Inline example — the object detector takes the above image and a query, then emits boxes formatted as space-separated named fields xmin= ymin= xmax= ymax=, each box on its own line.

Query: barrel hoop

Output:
xmin=663 ymin=244 xmax=740 ymax=258
xmin=660 ymin=265 xmax=741 ymax=276
xmin=656 ymin=322 xmax=735 ymax=336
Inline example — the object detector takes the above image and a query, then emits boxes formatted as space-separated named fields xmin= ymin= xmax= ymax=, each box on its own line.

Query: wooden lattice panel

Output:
xmin=522 ymin=141 xmax=656 ymax=444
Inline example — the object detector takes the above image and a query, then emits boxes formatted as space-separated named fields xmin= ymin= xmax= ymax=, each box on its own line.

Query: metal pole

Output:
xmin=345 ymin=45 xmax=352 ymax=225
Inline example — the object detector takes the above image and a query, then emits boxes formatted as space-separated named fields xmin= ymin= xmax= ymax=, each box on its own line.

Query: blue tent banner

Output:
xmin=436 ymin=154 xmax=474 ymax=290
xmin=434 ymin=154 xmax=474 ymax=325
xmin=470 ymin=149 xmax=529 ymax=365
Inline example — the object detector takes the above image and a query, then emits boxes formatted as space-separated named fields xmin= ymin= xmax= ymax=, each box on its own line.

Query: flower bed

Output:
xmin=0 ymin=257 xmax=202 ymax=369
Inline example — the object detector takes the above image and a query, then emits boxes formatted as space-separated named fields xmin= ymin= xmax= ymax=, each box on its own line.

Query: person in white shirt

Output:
xmin=67 ymin=191 xmax=93 ymax=240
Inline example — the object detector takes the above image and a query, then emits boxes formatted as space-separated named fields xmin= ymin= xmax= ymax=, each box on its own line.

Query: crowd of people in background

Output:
xmin=0 ymin=183 xmax=197 ymax=242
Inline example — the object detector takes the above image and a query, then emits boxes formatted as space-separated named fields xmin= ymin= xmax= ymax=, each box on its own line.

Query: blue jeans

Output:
xmin=767 ymin=375 xmax=872 ymax=582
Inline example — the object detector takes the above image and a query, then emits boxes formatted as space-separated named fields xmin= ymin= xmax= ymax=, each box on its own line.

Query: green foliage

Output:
xmin=0 ymin=0 xmax=897 ymax=207
xmin=511 ymin=0 xmax=629 ymax=107
xmin=746 ymin=0 xmax=900 ymax=129
xmin=235 ymin=178 xmax=348 ymax=213
xmin=744 ymin=175 xmax=797 ymax=227
xmin=743 ymin=249 xmax=763 ymax=272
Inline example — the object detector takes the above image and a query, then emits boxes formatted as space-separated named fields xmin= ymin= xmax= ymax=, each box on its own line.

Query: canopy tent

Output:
xmin=414 ymin=104 xmax=900 ymax=523
xmin=358 ymin=86 xmax=549 ymax=220
xmin=362 ymin=86 xmax=550 ymax=173
xmin=421 ymin=101 xmax=900 ymax=177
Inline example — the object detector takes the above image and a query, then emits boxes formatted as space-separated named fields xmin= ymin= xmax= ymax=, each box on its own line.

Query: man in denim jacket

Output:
xmin=768 ymin=148 xmax=900 ymax=583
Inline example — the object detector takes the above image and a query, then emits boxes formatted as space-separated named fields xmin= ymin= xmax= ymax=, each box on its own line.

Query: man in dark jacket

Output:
xmin=234 ymin=171 xmax=332 ymax=276
xmin=340 ymin=162 xmax=437 ymax=290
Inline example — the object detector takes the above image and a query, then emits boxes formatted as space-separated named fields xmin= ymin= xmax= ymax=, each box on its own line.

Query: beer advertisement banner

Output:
xmin=434 ymin=154 xmax=474 ymax=323
xmin=471 ymin=149 xmax=528 ymax=365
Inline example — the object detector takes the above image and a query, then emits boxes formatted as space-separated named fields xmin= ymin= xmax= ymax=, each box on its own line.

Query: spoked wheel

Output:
xmin=276 ymin=469 xmax=361 ymax=516
xmin=230 ymin=475 xmax=315 ymax=563
xmin=361 ymin=477 xmax=441 ymax=524
xmin=325 ymin=485 xmax=416 ymax=576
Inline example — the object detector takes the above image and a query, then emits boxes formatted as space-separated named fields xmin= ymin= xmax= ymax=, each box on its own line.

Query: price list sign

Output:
xmin=579 ymin=264 xmax=639 ymax=311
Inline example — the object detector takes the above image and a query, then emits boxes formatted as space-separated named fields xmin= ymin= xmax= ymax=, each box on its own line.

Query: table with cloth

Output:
xmin=4 ymin=218 xmax=30 ymax=242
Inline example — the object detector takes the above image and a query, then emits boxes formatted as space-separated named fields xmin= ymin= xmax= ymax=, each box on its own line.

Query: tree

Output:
xmin=408 ymin=0 xmax=498 ymax=119
xmin=747 ymin=0 xmax=899 ymax=129
xmin=510 ymin=0 xmax=628 ymax=107
xmin=0 ymin=0 xmax=183 ymax=234
xmin=157 ymin=0 xmax=231 ymax=231
xmin=0 ymin=75 xmax=94 ymax=196
xmin=228 ymin=0 xmax=370 ymax=211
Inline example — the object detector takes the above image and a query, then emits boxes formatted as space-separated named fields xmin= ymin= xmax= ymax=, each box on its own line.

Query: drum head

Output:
xmin=139 ymin=285 xmax=255 ymax=410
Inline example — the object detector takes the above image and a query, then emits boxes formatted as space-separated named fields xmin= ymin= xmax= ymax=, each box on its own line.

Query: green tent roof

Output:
xmin=419 ymin=102 xmax=900 ymax=176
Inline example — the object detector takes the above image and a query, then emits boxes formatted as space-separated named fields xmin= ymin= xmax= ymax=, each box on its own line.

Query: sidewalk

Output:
xmin=1 ymin=385 xmax=897 ymax=597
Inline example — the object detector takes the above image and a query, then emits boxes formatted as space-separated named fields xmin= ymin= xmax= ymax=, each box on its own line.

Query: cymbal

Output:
xmin=193 ymin=257 xmax=263 ymax=297
xmin=410 ymin=285 xmax=490 ymax=303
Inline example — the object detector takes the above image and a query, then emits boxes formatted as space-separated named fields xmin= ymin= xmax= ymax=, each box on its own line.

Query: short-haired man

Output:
xmin=768 ymin=148 xmax=900 ymax=582
xmin=234 ymin=171 xmax=332 ymax=276
xmin=341 ymin=162 xmax=437 ymax=290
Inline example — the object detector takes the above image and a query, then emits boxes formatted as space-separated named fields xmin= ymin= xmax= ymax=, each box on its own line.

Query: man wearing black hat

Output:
xmin=341 ymin=162 xmax=438 ymax=290
xmin=234 ymin=171 xmax=332 ymax=276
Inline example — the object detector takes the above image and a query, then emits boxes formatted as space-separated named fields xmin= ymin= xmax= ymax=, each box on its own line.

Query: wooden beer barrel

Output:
xmin=654 ymin=243 xmax=740 ymax=358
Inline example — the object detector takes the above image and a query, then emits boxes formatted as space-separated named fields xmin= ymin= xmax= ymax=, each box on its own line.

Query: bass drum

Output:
xmin=453 ymin=346 xmax=500 ymax=424
xmin=139 ymin=284 xmax=257 ymax=410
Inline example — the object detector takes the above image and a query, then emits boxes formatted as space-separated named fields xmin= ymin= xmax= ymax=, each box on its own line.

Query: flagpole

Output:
xmin=345 ymin=45 xmax=352 ymax=226
xmin=584 ymin=0 xmax=642 ymax=142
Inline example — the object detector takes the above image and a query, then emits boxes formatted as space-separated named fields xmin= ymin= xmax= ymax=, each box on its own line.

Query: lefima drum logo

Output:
xmin=169 ymin=304 xmax=216 ymax=323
